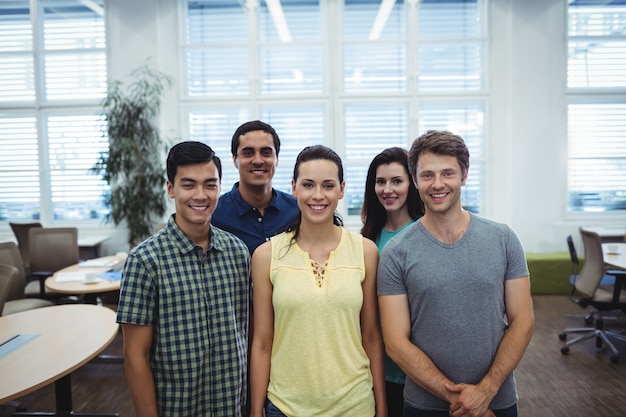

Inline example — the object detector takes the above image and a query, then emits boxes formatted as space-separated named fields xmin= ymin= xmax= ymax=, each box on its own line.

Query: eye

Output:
xmin=261 ymin=149 xmax=274 ymax=157
xmin=392 ymin=178 xmax=403 ymax=185
xmin=206 ymin=184 xmax=218 ymax=190
xmin=240 ymin=149 xmax=253 ymax=157
xmin=375 ymin=178 xmax=385 ymax=186
xmin=302 ymin=182 xmax=313 ymax=188
xmin=323 ymin=183 xmax=335 ymax=189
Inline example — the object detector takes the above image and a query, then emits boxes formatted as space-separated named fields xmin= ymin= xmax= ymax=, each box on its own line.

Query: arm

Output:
xmin=249 ymin=242 xmax=274 ymax=417
xmin=447 ymin=276 xmax=534 ymax=417
xmin=378 ymin=294 xmax=460 ymax=402
xmin=122 ymin=323 xmax=158 ymax=417
xmin=360 ymin=238 xmax=387 ymax=417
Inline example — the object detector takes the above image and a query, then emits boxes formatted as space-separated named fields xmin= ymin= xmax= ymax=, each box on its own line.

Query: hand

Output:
xmin=445 ymin=383 xmax=494 ymax=417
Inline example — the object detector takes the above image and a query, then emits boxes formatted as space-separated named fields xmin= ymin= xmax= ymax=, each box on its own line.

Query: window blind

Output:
xmin=567 ymin=0 xmax=626 ymax=212
xmin=182 ymin=0 xmax=486 ymax=218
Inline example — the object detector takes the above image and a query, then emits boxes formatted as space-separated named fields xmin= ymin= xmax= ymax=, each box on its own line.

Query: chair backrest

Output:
xmin=577 ymin=228 xmax=608 ymax=297
xmin=566 ymin=235 xmax=579 ymax=266
xmin=0 ymin=242 xmax=27 ymax=300
xmin=0 ymin=263 xmax=19 ymax=316
xmin=28 ymin=227 xmax=79 ymax=275
xmin=9 ymin=222 xmax=42 ymax=270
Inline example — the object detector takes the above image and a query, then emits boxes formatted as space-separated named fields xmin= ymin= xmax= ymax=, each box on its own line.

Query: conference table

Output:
xmin=602 ymin=242 xmax=626 ymax=271
xmin=45 ymin=255 xmax=125 ymax=303
xmin=0 ymin=304 xmax=119 ymax=416
xmin=602 ymin=243 xmax=626 ymax=298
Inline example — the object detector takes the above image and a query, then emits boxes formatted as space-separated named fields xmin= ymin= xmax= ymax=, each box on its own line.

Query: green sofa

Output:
xmin=525 ymin=252 xmax=573 ymax=295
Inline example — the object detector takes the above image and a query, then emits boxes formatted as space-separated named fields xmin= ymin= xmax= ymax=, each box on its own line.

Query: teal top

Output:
xmin=375 ymin=220 xmax=415 ymax=384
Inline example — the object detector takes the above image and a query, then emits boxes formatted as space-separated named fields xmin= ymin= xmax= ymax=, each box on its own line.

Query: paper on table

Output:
xmin=78 ymin=258 xmax=119 ymax=268
xmin=55 ymin=271 xmax=88 ymax=282
xmin=0 ymin=334 xmax=40 ymax=359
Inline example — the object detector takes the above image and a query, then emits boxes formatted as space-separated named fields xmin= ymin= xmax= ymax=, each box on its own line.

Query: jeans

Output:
xmin=404 ymin=403 xmax=518 ymax=417
xmin=265 ymin=399 xmax=288 ymax=417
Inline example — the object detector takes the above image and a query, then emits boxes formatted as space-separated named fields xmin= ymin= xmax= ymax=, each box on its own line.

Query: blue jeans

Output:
xmin=265 ymin=399 xmax=288 ymax=417
xmin=404 ymin=403 xmax=518 ymax=417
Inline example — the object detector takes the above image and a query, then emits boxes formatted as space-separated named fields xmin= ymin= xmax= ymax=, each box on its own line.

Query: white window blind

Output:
xmin=183 ymin=0 xmax=487 ymax=217
xmin=0 ymin=0 xmax=108 ymax=224
xmin=567 ymin=0 xmax=626 ymax=212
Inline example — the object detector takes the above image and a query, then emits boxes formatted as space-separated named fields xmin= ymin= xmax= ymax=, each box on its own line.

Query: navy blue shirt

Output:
xmin=212 ymin=182 xmax=299 ymax=254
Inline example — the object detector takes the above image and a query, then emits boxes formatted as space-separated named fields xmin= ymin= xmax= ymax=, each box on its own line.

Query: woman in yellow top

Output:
xmin=250 ymin=145 xmax=386 ymax=417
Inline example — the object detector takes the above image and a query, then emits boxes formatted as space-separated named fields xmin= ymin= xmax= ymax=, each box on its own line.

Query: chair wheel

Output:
xmin=610 ymin=355 xmax=619 ymax=364
xmin=558 ymin=333 xmax=567 ymax=341
xmin=561 ymin=346 xmax=570 ymax=355
xmin=584 ymin=316 xmax=594 ymax=325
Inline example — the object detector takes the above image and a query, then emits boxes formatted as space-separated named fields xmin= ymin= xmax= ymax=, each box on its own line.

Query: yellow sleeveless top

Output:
xmin=266 ymin=228 xmax=375 ymax=417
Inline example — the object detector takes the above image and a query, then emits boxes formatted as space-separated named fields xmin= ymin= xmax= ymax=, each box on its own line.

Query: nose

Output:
xmin=383 ymin=181 xmax=392 ymax=193
xmin=251 ymin=150 xmax=263 ymax=164
xmin=313 ymin=185 xmax=324 ymax=199
xmin=432 ymin=174 xmax=445 ymax=189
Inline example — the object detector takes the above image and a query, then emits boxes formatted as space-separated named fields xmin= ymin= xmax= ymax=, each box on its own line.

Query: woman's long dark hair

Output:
xmin=285 ymin=145 xmax=344 ymax=245
xmin=360 ymin=147 xmax=423 ymax=242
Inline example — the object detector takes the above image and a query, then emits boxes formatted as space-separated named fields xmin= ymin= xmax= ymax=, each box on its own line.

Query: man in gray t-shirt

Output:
xmin=377 ymin=130 xmax=534 ymax=417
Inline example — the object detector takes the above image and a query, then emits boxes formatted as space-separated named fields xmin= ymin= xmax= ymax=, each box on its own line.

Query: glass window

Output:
xmin=182 ymin=0 xmax=487 ymax=218
xmin=567 ymin=0 xmax=626 ymax=212
xmin=0 ymin=0 xmax=107 ymax=223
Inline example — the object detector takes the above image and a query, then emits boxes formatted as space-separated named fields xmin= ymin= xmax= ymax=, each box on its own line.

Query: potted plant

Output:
xmin=93 ymin=62 xmax=173 ymax=247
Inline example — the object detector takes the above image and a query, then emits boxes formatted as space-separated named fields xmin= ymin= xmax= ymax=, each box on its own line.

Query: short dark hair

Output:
xmin=360 ymin=147 xmax=423 ymax=241
xmin=408 ymin=130 xmax=470 ymax=181
xmin=230 ymin=120 xmax=281 ymax=157
xmin=166 ymin=141 xmax=222 ymax=183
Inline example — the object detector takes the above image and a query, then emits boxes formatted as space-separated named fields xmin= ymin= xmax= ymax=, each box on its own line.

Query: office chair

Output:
xmin=0 ymin=263 xmax=18 ymax=316
xmin=559 ymin=228 xmax=626 ymax=363
xmin=564 ymin=235 xmax=616 ymax=324
xmin=9 ymin=221 xmax=43 ymax=276
xmin=0 ymin=242 xmax=54 ymax=315
xmin=28 ymin=227 xmax=79 ymax=299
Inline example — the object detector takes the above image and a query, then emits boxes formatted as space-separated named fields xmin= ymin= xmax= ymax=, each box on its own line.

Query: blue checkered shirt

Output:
xmin=116 ymin=215 xmax=250 ymax=416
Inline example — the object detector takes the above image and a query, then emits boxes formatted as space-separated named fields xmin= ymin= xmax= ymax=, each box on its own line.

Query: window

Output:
xmin=0 ymin=0 xmax=107 ymax=223
xmin=567 ymin=0 xmax=626 ymax=212
xmin=182 ymin=0 xmax=487 ymax=217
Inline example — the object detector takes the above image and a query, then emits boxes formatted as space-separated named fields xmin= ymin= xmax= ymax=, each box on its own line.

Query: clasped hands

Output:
xmin=445 ymin=382 xmax=496 ymax=417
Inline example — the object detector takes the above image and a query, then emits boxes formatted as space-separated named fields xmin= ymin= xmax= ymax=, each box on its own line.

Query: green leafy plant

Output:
xmin=93 ymin=62 xmax=173 ymax=246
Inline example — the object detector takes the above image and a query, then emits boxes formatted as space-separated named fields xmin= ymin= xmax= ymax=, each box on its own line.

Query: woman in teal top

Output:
xmin=361 ymin=147 xmax=424 ymax=417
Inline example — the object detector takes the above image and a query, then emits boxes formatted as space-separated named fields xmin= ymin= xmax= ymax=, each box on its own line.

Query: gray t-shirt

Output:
xmin=377 ymin=213 xmax=529 ymax=411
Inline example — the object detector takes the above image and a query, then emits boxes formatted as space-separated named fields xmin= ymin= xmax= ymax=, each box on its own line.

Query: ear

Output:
xmin=461 ymin=169 xmax=468 ymax=186
xmin=232 ymin=154 xmax=238 ymax=169
xmin=291 ymin=179 xmax=297 ymax=197
xmin=338 ymin=181 xmax=345 ymax=200
xmin=166 ymin=181 xmax=174 ymax=198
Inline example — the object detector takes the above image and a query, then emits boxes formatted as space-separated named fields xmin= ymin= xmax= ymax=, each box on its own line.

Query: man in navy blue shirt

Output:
xmin=213 ymin=120 xmax=299 ymax=255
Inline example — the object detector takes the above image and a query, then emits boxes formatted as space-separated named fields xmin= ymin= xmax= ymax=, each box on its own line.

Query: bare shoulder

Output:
xmin=361 ymin=236 xmax=379 ymax=258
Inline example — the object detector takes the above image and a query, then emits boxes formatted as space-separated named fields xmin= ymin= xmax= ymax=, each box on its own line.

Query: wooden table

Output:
xmin=46 ymin=255 xmax=124 ymax=296
xmin=0 ymin=304 xmax=119 ymax=416
xmin=602 ymin=242 xmax=626 ymax=271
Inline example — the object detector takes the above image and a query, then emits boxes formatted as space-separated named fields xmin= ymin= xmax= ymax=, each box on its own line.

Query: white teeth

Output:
xmin=432 ymin=193 xmax=446 ymax=198
xmin=310 ymin=205 xmax=325 ymax=210
xmin=191 ymin=205 xmax=207 ymax=210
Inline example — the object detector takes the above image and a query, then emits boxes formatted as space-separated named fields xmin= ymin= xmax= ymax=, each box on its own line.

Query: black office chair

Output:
xmin=559 ymin=229 xmax=626 ymax=363
xmin=0 ymin=263 xmax=18 ymax=316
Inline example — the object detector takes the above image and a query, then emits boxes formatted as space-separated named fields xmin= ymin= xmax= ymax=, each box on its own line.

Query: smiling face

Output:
xmin=414 ymin=151 xmax=466 ymax=216
xmin=233 ymin=130 xmax=278 ymax=189
xmin=375 ymin=162 xmax=411 ymax=216
xmin=167 ymin=161 xmax=221 ymax=235
xmin=292 ymin=159 xmax=344 ymax=225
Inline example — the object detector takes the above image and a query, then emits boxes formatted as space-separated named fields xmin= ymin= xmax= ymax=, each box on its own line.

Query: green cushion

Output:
xmin=525 ymin=252 xmax=573 ymax=295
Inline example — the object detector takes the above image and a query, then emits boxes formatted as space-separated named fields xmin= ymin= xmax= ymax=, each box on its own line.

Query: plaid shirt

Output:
xmin=117 ymin=215 xmax=250 ymax=416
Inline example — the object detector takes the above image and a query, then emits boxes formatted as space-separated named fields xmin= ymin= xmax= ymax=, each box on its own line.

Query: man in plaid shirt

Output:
xmin=117 ymin=141 xmax=250 ymax=417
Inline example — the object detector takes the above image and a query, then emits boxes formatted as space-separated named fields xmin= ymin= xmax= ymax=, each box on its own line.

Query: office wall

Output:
xmin=105 ymin=0 xmax=626 ymax=254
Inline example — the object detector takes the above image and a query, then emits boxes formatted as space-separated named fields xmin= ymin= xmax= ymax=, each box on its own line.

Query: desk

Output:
xmin=0 ymin=304 xmax=119 ymax=416
xmin=46 ymin=255 xmax=123 ymax=296
xmin=585 ymin=226 xmax=625 ymax=243
xmin=78 ymin=235 xmax=110 ymax=259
